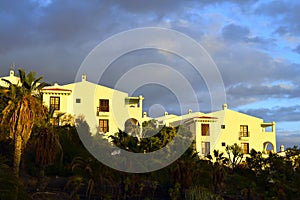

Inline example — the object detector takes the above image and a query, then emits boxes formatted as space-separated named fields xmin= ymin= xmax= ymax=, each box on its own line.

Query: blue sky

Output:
xmin=0 ymin=0 xmax=299 ymax=149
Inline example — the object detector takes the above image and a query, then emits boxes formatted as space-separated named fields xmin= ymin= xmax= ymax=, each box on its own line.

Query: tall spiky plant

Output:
xmin=0 ymin=69 xmax=50 ymax=177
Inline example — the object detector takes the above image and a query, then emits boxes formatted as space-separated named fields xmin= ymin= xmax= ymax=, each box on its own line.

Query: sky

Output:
xmin=0 ymin=0 xmax=300 ymax=149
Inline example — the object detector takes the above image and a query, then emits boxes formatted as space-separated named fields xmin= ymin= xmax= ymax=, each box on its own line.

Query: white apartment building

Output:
xmin=0 ymin=69 xmax=276 ymax=156
xmin=156 ymin=104 xmax=276 ymax=157
xmin=41 ymin=74 xmax=144 ymax=135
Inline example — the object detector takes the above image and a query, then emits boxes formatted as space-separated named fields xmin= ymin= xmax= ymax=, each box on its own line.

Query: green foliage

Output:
xmin=185 ymin=186 xmax=223 ymax=200
xmin=110 ymin=123 xmax=192 ymax=155
xmin=245 ymin=149 xmax=300 ymax=199
xmin=169 ymin=182 xmax=181 ymax=200
xmin=0 ymin=86 xmax=9 ymax=119
xmin=0 ymin=154 xmax=31 ymax=200
xmin=207 ymin=150 xmax=228 ymax=195
xmin=1 ymin=94 xmax=300 ymax=200
xmin=225 ymin=143 xmax=243 ymax=169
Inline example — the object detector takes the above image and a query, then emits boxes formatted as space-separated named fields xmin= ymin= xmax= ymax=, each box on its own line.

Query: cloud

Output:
xmin=227 ymin=84 xmax=300 ymax=99
xmin=256 ymin=1 xmax=300 ymax=36
xmin=222 ymin=24 xmax=250 ymax=42
xmin=0 ymin=0 xmax=299 ymax=110
xmin=242 ymin=105 xmax=300 ymax=122
xmin=1 ymin=0 xmax=299 ymax=150
xmin=277 ymin=131 xmax=300 ymax=149
xmin=293 ymin=45 xmax=300 ymax=54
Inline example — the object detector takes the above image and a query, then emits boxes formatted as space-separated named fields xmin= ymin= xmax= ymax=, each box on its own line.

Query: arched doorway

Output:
xmin=263 ymin=142 xmax=274 ymax=154
xmin=124 ymin=118 xmax=141 ymax=137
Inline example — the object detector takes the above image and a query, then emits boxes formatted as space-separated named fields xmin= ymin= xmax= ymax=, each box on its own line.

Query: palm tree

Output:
xmin=33 ymin=107 xmax=63 ymax=190
xmin=67 ymin=156 xmax=116 ymax=200
xmin=35 ymin=107 xmax=63 ymax=173
xmin=0 ymin=69 xmax=50 ymax=177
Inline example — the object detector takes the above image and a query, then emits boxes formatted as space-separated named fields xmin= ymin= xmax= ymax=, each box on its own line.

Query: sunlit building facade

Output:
xmin=1 ymin=69 xmax=276 ymax=156
xmin=41 ymin=74 xmax=144 ymax=135
xmin=157 ymin=104 xmax=276 ymax=157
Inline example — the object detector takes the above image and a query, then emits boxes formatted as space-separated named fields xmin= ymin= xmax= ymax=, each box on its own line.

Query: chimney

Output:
xmin=10 ymin=69 xmax=14 ymax=76
xmin=143 ymin=112 xmax=147 ymax=118
xmin=10 ymin=63 xmax=15 ymax=76
xmin=82 ymin=74 xmax=87 ymax=81
xmin=280 ymin=145 xmax=285 ymax=152
xmin=222 ymin=104 xmax=228 ymax=110
xmin=164 ymin=112 xmax=168 ymax=116
xmin=188 ymin=109 xmax=192 ymax=114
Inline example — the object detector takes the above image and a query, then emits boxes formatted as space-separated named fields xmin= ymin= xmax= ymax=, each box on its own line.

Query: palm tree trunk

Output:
xmin=13 ymin=134 xmax=22 ymax=177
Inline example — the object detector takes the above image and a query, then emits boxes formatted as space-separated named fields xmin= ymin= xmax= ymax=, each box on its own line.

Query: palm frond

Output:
xmin=1 ymin=78 xmax=13 ymax=86
xmin=32 ymin=76 xmax=43 ymax=88
xmin=18 ymin=69 xmax=29 ymax=89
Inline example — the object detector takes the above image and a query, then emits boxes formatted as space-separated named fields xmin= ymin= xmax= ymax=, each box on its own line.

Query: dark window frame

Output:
xmin=201 ymin=141 xmax=210 ymax=155
xmin=201 ymin=124 xmax=210 ymax=136
xmin=240 ymin=125 xmax=249 ymax=137
xmin=99 ymin=99 xmax=109 ymax=112
xmin=50 ymin=96 xmax=60 ymax=110
xmin=99 ymin=119 xmax=109 ymax=133
xmin=241 ymin=143 xmax=249 ymax=154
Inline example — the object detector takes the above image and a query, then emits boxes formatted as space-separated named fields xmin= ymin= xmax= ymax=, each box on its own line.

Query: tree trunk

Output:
xmin=13 ymin=134 xmax=22 ymax=177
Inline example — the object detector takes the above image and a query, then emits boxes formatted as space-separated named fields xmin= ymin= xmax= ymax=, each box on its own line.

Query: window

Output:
xmin=240 ymin=125 xmax=249 ymax=137
xmin=241 ymin=143 xmax=249 ymax=154
xmin=201 ymin=142 xmax=210 ymax=155
xmin=201 ymin=124 xmax=210 ymax=136
xmin=50 ymin=96 xmax=60 ymax=110
xmin=99 ymin=119 xmax=109 ymax=133
xmin=99 ymin=99 xmax=109 ymax=112
xmin=221 ymin=125 xmax=225 ymax=129
xmin=76 ymin=98 xmax=81 ymax=103
xmin=222 ymin=142 xmax=226 ymax=147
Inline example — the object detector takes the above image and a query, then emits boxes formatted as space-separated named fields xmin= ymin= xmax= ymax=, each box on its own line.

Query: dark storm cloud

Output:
xmin=243 ymin=105 xmax=300 ymax=122
xmin=110 ymin=0 xmax=258 ymax=14
xmin=110 ymin=0 xmax=188 ymax=14
xmin=1 ymin=0 xmax=299 ymax=152
xmin=214 ymin=44 xmax=300 ymax=86
xmin=227 ymin=84 xmax=300 ymax=99
xmin=222 ymin=24 xmax=250 ymax=42
xmin=0 ymin=0 xmax=299 ymax=109
xmin=0 ymin=0 xmax=127 ymax=82
xmin=0 ymin=0 xmax=40 ymax=53
xmin=293 ymin=45 xmax=300 ymax=54
xmin=256 ymin=0 xmax=300 ymax=35
xmin=221 ymin=23 xmax=273 ymax=46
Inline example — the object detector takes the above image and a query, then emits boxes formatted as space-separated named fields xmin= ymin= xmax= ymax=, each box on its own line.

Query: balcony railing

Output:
xmin=96 ymin=106 xmax=110 ymax=116
xmin=97 ymin=106 xmax=109 ymax=112
xmin=239 ymin=131 xmax=250 ymax=140
xmin=239 ymin=131 xmax=250 ymax=137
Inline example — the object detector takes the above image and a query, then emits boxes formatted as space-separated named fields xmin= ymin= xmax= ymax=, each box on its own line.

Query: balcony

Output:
xmin=96 ymin=106 xmax=109 ymax=117
xmin=261 ymin=122 xmax=275 ymax=133
xmin=239 ymin=131 xmax=250 ymax=140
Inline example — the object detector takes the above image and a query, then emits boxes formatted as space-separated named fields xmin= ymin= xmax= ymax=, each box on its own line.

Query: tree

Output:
xmin=225 ymin=143 xmax=243 ymax=170
xmin=207 ymin=150 xmax=228 ymax=194
xmin=0 ymin=69 xmax=50 ymax=177
xmin=35 ymin=107 xmax=62 ymax=173
xmin=32 ymin=107 xmax=63 ymax=190
xmin=66 ymin=156 xmax=116 ymax=200
xmin=0 ymin=154 xmax=31 ymax=200
xmin=246 ymin=149 xmax=265 ymax=176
